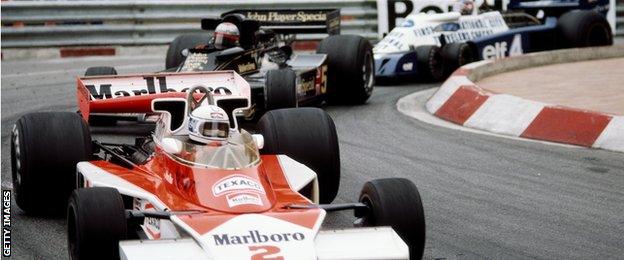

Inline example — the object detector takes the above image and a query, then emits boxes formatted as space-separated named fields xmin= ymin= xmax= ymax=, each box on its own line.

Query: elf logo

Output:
xmin=482 ymin=34 xmax=523 ymax=60
xmin=213 ymin=230 xmax=305 ymax=246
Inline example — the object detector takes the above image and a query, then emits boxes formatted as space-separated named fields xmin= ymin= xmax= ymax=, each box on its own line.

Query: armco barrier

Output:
xmin=1 ymin=0 xmax=378 ymax=48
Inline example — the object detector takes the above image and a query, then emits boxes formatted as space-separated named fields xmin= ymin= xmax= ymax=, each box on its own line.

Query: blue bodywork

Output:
xmin=374 ymin=0 xmax=610 ymax=79
xmin=375 ymin=51 xmax=419 ymax=78
xmin=374 ymin=18 xmax=559 ymax=79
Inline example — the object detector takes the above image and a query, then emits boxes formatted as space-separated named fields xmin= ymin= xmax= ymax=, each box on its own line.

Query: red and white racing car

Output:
xmin=11 ymin=70 xmax=426 ymax=259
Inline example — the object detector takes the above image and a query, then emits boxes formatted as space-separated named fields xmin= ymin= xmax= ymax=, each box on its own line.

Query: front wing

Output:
xmin=374 ymin=51 xmax=419 ymax=79
xmin=119 ymin=227 xmax=408 ymax=260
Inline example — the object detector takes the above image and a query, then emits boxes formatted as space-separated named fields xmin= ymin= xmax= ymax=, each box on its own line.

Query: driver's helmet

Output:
xmin=453 ymin=0 xmax=474 ymax=15
xmin=188 ymin=105 xmax=230 ymax=144
xmin=213 ymin=22 xmax=240 ymax=50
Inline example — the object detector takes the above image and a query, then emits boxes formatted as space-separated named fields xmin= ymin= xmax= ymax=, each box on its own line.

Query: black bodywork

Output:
xmin=174 ymin=9 xmax=343 ymax=117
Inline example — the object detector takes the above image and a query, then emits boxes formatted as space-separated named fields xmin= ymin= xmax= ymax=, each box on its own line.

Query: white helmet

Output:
xmin=214 ymin=22 xmax=240 ymax=50
xmin=188 ymin=105 xmax=230 ymax=144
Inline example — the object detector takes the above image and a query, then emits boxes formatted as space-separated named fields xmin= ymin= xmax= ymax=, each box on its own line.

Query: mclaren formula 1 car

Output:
xmin=11 ymin=70 xmax=426 ymax=259
xmin=165 ymin=9 xmax=375 ymax=118
xmin=374 ymin=0 xmax=612 ymax=82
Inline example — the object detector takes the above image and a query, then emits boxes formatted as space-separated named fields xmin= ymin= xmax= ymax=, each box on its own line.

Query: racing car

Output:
xmin=166 ymin=9 xmax=375 ymax=117
xmin=11 ymin=70 xmax=426 ymax=259
xmin=374 ymin=0 xmax=613 ymax=82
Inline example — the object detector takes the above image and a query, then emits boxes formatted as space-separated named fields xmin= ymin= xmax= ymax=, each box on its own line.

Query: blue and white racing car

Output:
xmin=374 ymin=0 xmax=613 ymax=82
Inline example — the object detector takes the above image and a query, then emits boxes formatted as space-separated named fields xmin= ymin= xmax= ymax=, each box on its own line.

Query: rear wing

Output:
xmin=76 ymin=71 xmax=251 ymax=120
xmin=202 ymin=9 xmax=341 ymax=35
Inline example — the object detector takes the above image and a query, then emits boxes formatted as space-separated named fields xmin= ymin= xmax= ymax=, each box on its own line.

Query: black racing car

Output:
xmin=164 ymin=9 xmax=375 ymax=119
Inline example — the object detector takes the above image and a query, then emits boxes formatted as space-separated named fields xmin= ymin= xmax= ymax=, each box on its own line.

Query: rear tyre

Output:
xmin=441 ymin=42 xmax=475 ymax=77
xmin=557 ymin=10 xmax=612 ymax=48
xmin=68 ymin=187 xmax=127 ymax=260
xmin=166 ymin=34 xmax=211 ymax=69
xmin=84 ymin=66 xmax=117 ymax=76
xmin=84 ymin=66 xmax=119 ymax=126
xmin=11 ymin=112 xmax=92 ymax=215
xmin=258 ymin=108 xmax=340 ymax=204
xmin=317 ymin=35 xmax=374 ymax=104
xmin=265 ymin=69 xmax=297 ymax=111
xmin=415 ymin=45 xmax=444 ymax=81
xmin=359 ymin=178 xmax=426 ymax=260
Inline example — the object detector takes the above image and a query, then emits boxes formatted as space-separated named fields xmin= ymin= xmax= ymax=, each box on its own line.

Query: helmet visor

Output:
xmin=201 ymin=121 xmax=229 ymax=139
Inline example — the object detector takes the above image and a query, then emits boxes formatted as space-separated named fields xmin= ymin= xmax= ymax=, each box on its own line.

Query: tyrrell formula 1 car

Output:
xmin=164 ymin=9 xmax=375 ymax=118
xmin=374 ymin=0 xmax=612 ymax=82
xmin=11 ymin=71 xmax=426 ymax=259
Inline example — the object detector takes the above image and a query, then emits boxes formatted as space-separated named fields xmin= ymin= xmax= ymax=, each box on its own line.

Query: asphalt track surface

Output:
xmin=2 ymin=55 xmax=623 ymax=260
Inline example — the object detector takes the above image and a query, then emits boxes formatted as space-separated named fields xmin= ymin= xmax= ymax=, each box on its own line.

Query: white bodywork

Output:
xmin=119 ymin=227 xmax=408 ymax=260
xmin=77 ymin=160 xmax=408 ymax=259
xmin=374 ymin=11 xmax=509 ymax=54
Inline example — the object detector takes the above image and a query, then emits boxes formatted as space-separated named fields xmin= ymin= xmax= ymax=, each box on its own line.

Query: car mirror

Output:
xmin=252 ymin=134 xmax=264 ymax=149
xmin=161 ymin=137 xmax=182 ymax=154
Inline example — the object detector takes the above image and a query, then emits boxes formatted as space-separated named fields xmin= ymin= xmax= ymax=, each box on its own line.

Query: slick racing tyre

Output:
xmin=441 ymin=42 xmax=475 ymax=77
xmin=415 ymin=45 xmax=444 ymax=81
xmin=317 ymin=35 xmax=374 ymax=104
xmin=84 ymin=66 xmax=117 ymax=76
xmin=11 ymin=112 xmax=92 ymax=215
xmin=258 ymin=108 xmax=340 ymax=204
xmin=359 ymin=178 xmax=426 ymax=260
xmin=557 ymin=10 xmax=612 ymax=48
xmin=68 ymin=187 xmax=127 ymax=260
xmin=265 ymin=69 xmax=298 ymax=111
xmin=166 ymin=34 xmax=211 ymax=69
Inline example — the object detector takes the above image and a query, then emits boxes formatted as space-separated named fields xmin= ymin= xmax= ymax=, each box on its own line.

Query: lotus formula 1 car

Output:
xmin=165 ymin=9 xmax=375 ymax=118
xmin=374 ymin=0 xmax=612 ymax=82
xmin=11 ymin=70 xmax=426 ymax=259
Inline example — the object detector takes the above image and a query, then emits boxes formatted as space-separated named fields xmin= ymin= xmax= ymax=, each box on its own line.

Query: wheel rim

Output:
xmin=429 ymin=48 xmax=443 ymax=79
xmin=11 ymin=126 xmax=22 ymax=188
xmin=359 ymin=195 xmax=375 ymax=226
xmin=362 ymin=51 xmax=374 ymax=94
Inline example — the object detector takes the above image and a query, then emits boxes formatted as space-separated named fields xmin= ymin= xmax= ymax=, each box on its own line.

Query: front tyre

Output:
xmin=258 ymin=108 xmax=340 ymax=204
xmin=317 ymin=35 xmax=374 ymax=104
xmin=84 ymin=66 xmax=117 ymax=76
xmin=68 ymin=187 xmax=127 ymax=260
xmin=441 ymin=42 xmax=475 ymax=77
xmin=11 ymin=112 xmax=92 ymax=215
xmin=415 ymin=45 xmax=444 ymax=81
xmin=265 ymin=69 xmax=298 ymax=111
xmin=166 ymin=34 xmax=211 ymax=69
xmin=359 ymin=178 xmax=426 ymax=260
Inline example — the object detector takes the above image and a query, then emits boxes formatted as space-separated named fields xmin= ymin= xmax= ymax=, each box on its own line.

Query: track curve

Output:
xmin=2 ymin=56 xmax=623 ymax=259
